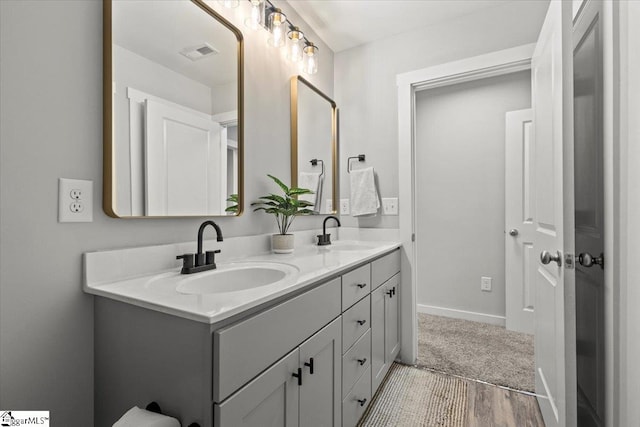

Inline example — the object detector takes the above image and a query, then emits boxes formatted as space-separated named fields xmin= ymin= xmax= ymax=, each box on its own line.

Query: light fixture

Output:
xmin=287 ymin=27 xmax=304 ymax=62
xmin=219 ymin=0 xmax=239 ymax=8
xmin=301 ymin=42 xmax=318 ymax=74
xmin=244 ymin=0 xmax=264 ymax=30
xmin=267 ymin=8 xmax=287 ymax=48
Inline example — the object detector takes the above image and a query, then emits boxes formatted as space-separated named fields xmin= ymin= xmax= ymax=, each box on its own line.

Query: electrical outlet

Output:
xmin=59 ymin=178 xmax=93 ymax=222
xmin=326 ymin=199 xmax=333 ymax=213
xmin=481 ymin=276 xmax=492 ymax=292
xmin=340 ymin=199 xmax=350 ymax=215
xmin=382 ymin=198 xmax=399 ymax=215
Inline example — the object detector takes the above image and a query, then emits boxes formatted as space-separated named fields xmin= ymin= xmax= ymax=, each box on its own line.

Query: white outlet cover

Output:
xmin=481 ymin=276 xmax=492 ymax=292
xmin=340 ymin=199 xmax=350 ymax=215
xmin=325 ymin=199 xmax=333 ymax=213
xmin=59 ymin=178 xmax=93 ymax=222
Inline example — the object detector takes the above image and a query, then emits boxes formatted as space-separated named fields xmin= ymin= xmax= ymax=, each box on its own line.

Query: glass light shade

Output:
xmin=301 ymin=43 xmax=318 ymax=74
xmin=287 ymin=27 xmax=304 ymax=62
xmin=244 ymin=0 xmax=264 ymax=30
xmin=218 ymin=0 xmax=239 ymax=8
xmin=268 ymin=8 xmax=287 ymax=48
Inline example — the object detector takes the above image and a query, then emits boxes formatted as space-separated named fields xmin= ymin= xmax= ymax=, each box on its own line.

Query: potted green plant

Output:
xmin=252 ymin=174 xmax=315 ymax=253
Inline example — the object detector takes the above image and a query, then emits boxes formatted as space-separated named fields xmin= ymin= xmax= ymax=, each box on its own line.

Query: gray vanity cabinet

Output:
xmin=371 ymin=254 xmax=401 ymax=393
xmin=215 ymin=317 xmax=341 ymax=427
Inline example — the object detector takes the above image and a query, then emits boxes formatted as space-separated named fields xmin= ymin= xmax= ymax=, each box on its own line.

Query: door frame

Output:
xmin=396 ymin=43 xmax=535 ymax=364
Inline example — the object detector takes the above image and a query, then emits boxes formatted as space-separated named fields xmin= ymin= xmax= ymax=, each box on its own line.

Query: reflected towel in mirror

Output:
xmin=299 ymin=172 xmax=323 ymax=212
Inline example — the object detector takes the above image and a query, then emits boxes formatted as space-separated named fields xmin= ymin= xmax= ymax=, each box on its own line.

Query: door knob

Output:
xmin=540 ymin=250 xmax=562 ymax=267
xmin=509 ymin=229 xmax=519 ymax=236
xmin=578 ymin=252 xmax=604 ymax=269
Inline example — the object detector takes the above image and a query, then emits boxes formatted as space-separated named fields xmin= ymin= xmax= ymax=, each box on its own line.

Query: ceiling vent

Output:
xmin=180 ymin=43 xmax=219 ymax=61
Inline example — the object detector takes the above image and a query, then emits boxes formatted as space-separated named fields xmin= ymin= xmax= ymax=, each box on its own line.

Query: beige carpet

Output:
xmin=359 ymin=363 xmax=467 ymax=427
xmin=417 ymin=313 xmax=535 ymax=392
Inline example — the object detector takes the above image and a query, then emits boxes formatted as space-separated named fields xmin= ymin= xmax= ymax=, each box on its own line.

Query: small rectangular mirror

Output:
xmin=104 ymin=0 xmax=244 ymax=217
xmin=290 ymin=76 xmax=338 ymax=215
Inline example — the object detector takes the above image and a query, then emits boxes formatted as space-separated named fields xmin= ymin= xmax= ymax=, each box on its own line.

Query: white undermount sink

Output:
xmin=147 ymin=262 xmax=299 ymax=295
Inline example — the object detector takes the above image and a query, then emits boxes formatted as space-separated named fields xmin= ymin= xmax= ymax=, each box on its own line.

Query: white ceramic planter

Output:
xmin=272 ymin=234 xmax=294 ymax=254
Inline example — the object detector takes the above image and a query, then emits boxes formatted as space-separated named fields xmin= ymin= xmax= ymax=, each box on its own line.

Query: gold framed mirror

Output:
xmin=103 ymin=0 xmax=243 ymax=217
xmin=290 ymin=76 xmax=338 ymax=215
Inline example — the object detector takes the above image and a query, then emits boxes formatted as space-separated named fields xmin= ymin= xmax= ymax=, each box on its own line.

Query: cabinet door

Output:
xmin=370 ymin=285 xmax=387 ymax=392
xmin=384 ymin=274 xmax=400 ymax=362
xmin=215 ymin=349 xmax=300 ymax=427
xmin=299 ymin=317 xmax=341 ymax=427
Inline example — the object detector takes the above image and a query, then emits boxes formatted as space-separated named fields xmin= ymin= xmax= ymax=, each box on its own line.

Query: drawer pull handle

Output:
xmin=357 ymin=358 xmax=367 ymax=366
xmin=357 ymin=398 xmax=367 ymax=407
xmin=304 ymin=358 xmax=314 ymax=375
xmin=356 ymin=283 xmax=367 ymax=289
xmin=292 ymin=368 xmax=302 ymax=386
xmin=386 ymin=290 xmax=393 ymax=297
xmin=392 ymin=286 xmax=396 ymax=296
xmin=357 ymin=319 xmax=367 ymax=326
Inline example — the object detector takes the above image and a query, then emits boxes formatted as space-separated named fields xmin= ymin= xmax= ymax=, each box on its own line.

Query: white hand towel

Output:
xmin=113 ymin=406 xmax=180 ymax=427
xmin=350 ymin=167 xmax=380 ymax=216
xmin=298 ymin=172 xmax=321 ymax=210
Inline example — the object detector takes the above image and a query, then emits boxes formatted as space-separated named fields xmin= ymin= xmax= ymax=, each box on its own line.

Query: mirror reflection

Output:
xmin=291 ymin=76 xmax=337 ymax=215
xmin=105 ymin=0 xmax=243 ymax=217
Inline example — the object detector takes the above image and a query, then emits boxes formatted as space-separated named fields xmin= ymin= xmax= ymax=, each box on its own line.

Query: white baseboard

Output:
xmin=417 ymin=304 xmax=506 ymax=326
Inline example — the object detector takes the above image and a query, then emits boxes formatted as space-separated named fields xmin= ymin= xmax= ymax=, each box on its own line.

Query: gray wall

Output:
xmin=334 ymin=0 xmax=548 ymax=228
xmin=415 ymin=71 xmax=531 ymax=318
xmin=0 ymin=1 xmax=332 ymax=425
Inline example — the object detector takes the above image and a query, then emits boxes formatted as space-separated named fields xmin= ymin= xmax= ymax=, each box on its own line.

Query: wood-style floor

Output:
xmin=465 ymin=380 xmax=545 ymax=427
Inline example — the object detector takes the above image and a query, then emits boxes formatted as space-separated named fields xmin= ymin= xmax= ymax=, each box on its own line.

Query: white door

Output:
xmin=505 ymin=109 xmax=535 ymax=334
xmin=145 ymin=99 xmax=226 ymax=216
xmin=531 ymin=1 xmax=576 ymax=426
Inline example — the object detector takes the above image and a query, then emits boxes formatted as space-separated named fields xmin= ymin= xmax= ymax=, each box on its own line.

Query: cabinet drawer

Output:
xmin=342 ymin=329 xmax=371 ymax=398
xmin=214 ymin=277 xmax=341 ymax=402
xmin=342 ymin=264 xmax=371 ymax=310
xmin=342 ymin=295 xmax=370 ymax=353
xmin=342 ymin=365 xmax=371 ymax=427
xmin=371 ymin=249 xmax=400 ymax=290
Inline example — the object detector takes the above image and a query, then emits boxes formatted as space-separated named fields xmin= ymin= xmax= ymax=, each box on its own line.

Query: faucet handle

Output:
xmin=206 ymin=250 xmax=221 ymax=266
xmin=176 ymin=253 xmax=194 ymax=269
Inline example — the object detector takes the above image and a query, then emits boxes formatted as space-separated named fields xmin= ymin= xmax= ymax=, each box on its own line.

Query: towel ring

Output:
xmin=310 ymin=159 xmax=324 ymax=178
xmin=347 ymin=154 xmax=366 ymax=173
xmin=145 ymin=402 xmax=200 ymax=427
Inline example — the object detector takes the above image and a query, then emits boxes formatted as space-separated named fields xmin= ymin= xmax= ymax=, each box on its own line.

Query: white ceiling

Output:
xmin=287 ymin=0 xmax=522 ymax=52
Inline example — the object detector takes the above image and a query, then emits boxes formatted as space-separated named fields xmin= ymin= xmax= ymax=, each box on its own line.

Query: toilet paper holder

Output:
xmin=146 ymin=402 xmax=200 ymax=427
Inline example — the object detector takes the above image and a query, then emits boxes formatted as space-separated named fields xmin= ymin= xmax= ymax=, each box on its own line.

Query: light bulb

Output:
xmin=244 ymin=0 xmax=263 ymax=30
xmin=287 ymin=27 xmax=304 ymax=62
xmin=268 ymin=8 xmax=287 ymax=48
xmin=301 ymin=43 xmax=318 ymax=74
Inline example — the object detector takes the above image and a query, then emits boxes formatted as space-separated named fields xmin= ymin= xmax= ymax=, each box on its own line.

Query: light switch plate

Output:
xmin=59 ymin=178 xmax=93 ymax=222
xmin=382 ymin=198 xmax=399 ymax=215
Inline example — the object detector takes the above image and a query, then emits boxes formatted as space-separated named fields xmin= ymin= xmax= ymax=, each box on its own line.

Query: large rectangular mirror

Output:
xmin=290 ymin=76 xmax=337 ymax=215
xmin=104 ymin=0 xmax=243 ymax=217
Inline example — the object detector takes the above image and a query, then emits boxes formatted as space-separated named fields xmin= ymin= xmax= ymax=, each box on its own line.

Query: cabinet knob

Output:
xmin=386 ymin=289 xmax=393 ymax=297
xmin=357 ymin=319 xmax=367 ymax=326
xmin=356 ymin=283 xmax=367 ymax=289
xmin=357 ymin=358 xmax=367 ymax=366
xmin=292 ymin=367 xmax=302 ymax=386
xmin=304 ymin=358 xmax=314 ymax=375
xmin=357 ymin=398 xmax=367 ymax=407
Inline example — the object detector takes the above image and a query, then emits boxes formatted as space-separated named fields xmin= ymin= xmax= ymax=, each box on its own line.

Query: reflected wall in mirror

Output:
xmin=104 ymin=0 xmax=243 ymax=217
xmin=290 ymin=76 xmax=337 ymax=215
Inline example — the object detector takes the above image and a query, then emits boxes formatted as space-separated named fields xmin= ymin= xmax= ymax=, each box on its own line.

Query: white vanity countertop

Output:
xmin=84 ymin=228 xmax=401 ymax=324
